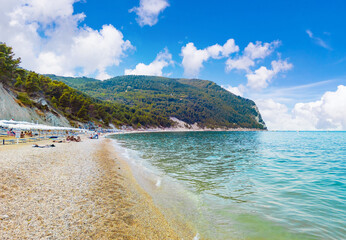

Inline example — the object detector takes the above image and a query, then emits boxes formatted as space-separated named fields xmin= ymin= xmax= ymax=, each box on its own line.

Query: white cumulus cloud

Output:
xmin=130 ymin=0 xmax=169 ymax=27
xmin=181 ymin=39 xmax=239 ymax=77
xmin=226 ymin=40 xmax=280 ymax=72
xmin=125 ymin=48 xmax=173 ymax=76
xmin=181 ymin=43 xmax=210 ymax=77
xmin=0 ymin=0 xmax=132 ymax=80
xmin=206 ymin=39 xmax=239 ymax=59
xmin=256 ymin=85 xmax=346 ymax=130
xmin=222 ymin=84 xmax=245 ymax=97
xmin=244 ymin=40 xmax=280 ymax=59
xmin=226 ymin=56 xmax=255 ymax=72
xmin=246 ymin=59 xmax=292 ymax=90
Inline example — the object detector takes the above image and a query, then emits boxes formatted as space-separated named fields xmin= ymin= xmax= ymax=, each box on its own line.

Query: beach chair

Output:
xmin=6 ymin=139 xmax=15 ymax=145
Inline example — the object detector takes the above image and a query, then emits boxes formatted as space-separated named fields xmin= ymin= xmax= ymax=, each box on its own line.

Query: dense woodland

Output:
xmin=1 ymin=43 xmax=266 ymax=129
xmin=49 ymin=75 xmax=266 ymax=129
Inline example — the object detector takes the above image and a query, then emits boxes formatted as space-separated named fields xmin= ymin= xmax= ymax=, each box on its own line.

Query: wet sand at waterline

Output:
xmin=0 ymin=137 xmax=193 ymax=239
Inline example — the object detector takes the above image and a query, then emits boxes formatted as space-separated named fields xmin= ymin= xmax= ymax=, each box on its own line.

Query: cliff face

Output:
xmin=0 ymin=83 xmax=70 ymax=127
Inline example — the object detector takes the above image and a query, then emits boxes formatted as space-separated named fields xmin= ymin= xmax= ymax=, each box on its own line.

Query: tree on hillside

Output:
xmin=77 ymin=105 xmax=88 ymax=120
xmin=14 ymin=75 xmax=24 ymax=90
xmin=25 ymin=72 xmax=41 ymax=93
xmin=0 ymin=43 xmax=21 ymax=84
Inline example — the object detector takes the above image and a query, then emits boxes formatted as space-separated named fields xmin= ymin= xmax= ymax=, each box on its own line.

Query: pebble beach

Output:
xmin=0 ymin=137 xmax=192 ymax=239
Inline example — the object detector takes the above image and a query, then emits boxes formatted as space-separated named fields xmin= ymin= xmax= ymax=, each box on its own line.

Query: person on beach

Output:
xmin=66 ymin=135 xmax=82 ymax=142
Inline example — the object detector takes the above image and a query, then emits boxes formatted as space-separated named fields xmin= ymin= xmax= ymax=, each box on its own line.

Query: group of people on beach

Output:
xmin=66 ymin=135 xmax=81 ymax=142
xmin=6 ymin=130 xmax=34 ymax=138
xmin=20 ymin=131 xmax=33 ymax=138
xmin=52 ymin=135 xmax=81 ymax=144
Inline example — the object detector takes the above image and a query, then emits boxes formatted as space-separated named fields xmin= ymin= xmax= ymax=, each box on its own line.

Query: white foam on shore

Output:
xmin=111 ymin=139 xmax=164 ymax=192
xmin=109 ymin=136 xmax=208 ymax=239
xmin=155 ymin=178 xmax=162 ymax=188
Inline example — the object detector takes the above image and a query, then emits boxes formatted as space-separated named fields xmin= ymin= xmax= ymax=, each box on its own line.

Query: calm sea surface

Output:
xmin=109 ymin=131 xmax=346 ymax=240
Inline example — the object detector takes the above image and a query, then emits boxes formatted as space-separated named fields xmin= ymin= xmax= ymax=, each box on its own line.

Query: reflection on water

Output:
xmin=110 ymin=131 xmax=346 ymax=240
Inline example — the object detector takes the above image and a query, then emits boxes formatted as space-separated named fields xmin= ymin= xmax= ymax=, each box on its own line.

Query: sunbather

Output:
xmin=32 ymin=144 xmax=55 ymax=148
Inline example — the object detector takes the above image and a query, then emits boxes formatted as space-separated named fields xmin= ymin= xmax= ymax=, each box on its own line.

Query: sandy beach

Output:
xmin=0 ymin=136 xmax=194 ymax=239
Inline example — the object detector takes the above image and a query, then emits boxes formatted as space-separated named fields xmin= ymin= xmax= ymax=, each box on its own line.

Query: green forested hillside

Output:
xmin=1 ymin=42 xmax=265 ymax=129
xmin=48 ymin=75 xmax=267 ymax=129
xmin=0 ymin=43 xmax=171 ymax=128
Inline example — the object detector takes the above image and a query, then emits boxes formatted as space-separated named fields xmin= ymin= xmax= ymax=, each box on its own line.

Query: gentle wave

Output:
xmin=109 ymin=131 xmax=346 ymax=240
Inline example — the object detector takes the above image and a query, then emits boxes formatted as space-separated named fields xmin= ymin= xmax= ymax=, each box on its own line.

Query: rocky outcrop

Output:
xmin=0 ymin=83 xmax=70 ymax=127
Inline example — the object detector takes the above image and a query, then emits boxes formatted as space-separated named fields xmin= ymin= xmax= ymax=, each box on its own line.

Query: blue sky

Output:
xmin=0 ymin=0 xmax=345 ymax=130
xmin=73 ymin=0 xmax=346 ymax=105
xmin=74 ymin=0 xmax=346 ymax=83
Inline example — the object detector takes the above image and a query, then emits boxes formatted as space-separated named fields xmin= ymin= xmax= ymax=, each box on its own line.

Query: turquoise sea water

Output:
xmin=109 ymin=131 xmax=346 ymax=240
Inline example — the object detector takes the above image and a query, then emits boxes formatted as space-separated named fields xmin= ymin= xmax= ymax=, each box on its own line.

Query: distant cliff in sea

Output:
xmin=48 ymin=74 xmax=266 ymax=130
xmin=0 ymin=42 xmax=266 ymax=129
